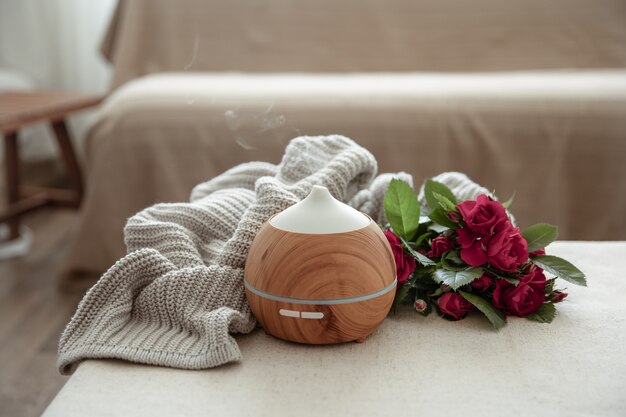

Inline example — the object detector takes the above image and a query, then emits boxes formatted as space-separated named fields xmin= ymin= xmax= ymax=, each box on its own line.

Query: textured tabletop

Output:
xmin=43 ymin=242 xmax=626 ymax=417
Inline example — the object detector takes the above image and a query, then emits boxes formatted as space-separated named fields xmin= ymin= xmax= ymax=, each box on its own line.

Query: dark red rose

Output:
xmin=471 ymin=273 xmax=493 ymax=292
xmin=550 ymin=290 xmax=568 ymax=303
xmin=456 ymin=195 xmax=524 ymax=270
xmin=384 ymin=229 xmax=416 ymax=286
xmin=492 ymin=268 xmax=547 ymax=316
xmin=448 ymin=211 xmax=462 ymax=223
xmin=438 ymin=292 xmax=474 ymax=320
xmin=428 ymin=236 xmax=455 ymax=258
xmin=529 ymin=248 xmax=546 ymax=257
xmin=522 ymin=266 xmax=547 ymax=292
xmin=457 ymin=226 xmax=488 ymax=266
xmin=486 ymin=221 xmax=529 ymax=272
xmin=457 ymin=194 xmax=508 ymax=235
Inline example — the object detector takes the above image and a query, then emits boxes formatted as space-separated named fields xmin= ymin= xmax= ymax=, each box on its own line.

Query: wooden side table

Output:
xmin=0 ymin=91 xmax=104 ymax=243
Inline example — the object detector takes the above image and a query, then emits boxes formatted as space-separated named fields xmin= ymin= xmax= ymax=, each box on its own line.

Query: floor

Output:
xmin=0 ymin=209 xmax=83 ymax=417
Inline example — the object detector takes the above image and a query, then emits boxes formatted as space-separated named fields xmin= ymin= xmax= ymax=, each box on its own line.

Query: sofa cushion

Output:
xmin=61 ymin=71 xmax=626 ymax=283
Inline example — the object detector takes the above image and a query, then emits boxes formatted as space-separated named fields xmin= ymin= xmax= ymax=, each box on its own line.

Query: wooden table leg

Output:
xmin=50 ymin=119 xmax=83 ymax=206
xmin=3 ymin=131 xmax=20 ymax=240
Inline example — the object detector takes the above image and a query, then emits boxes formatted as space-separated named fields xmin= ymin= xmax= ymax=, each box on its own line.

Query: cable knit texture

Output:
xmin=57 ymin=136 xmax=487 ymax=374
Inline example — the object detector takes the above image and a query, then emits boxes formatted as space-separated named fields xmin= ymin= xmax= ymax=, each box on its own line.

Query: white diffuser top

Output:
xmin=270 ymin=185 xmax=369 ymax=234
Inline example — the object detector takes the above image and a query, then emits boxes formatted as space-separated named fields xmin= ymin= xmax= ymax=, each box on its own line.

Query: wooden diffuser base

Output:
xmin=244 ymin=219 xmax=396 ymax=344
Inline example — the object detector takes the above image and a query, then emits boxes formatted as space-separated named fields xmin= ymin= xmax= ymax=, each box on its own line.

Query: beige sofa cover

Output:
xmin=61 ymin=71 xmax=626 ymax=284
xmin=103 ymin=0 xmax=626 ymax=88
xmin=60 ymin=0 xmax=626 ymax=284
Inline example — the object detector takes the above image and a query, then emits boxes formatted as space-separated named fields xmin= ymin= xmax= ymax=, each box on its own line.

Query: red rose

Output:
xmin=457 ymin=194 xmax=508 ymax=235
xmin=448 ymin=211 xmax=462 ymax=223
xmin=529 ymin=248 xmax=546 ymax=257
xmin=428 ymin=236 xmax=455 ymax=258
xmin=550 ymin=290 xmax=568 ymax=303
xmin=458 ymin=219 xmax=528 ymax=272
xmin=456 ymin=195 xmax=527 ymax=271
xmin=438 ymin=292 xmax=474 ymax=320
xmin=492 ymin=268 xmax=547 ymax=316
xmin=486 ymin=221 xmax=529 ymax=272
xmin=457 ymin=226 xmax=488 ymax=266
xmin=384 ymin=229 xmax=416 ymax=286
xmin=471 ymin=273 xmax=493 ymax=292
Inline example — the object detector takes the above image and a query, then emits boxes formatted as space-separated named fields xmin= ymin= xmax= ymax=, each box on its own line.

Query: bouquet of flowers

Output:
xmin=383 ymin=178 xmax=586 ymax=329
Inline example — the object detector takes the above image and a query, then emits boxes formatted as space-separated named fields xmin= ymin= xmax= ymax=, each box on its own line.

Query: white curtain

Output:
xmin=0 ymin=0 xmax=117 ymax=92
xmin=0 ymin=0 xmax=117 ymax=160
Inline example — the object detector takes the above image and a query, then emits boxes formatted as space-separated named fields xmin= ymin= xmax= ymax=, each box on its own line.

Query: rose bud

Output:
xmin=448 ymin=211 xmax=461 ymax=223
xmin=414 ymin=299 xmax=428 ymax=312
xmin=550 ymin=290 xmax=568 ymax=303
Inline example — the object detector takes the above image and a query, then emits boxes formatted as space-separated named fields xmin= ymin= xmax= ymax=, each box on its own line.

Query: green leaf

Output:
xmin=433 ymin=268 xmax=483 ymax=290
xmin=414 ymin=276 xmax=439 ymax=291
xmin=522 ymin=223 xmax=559 ymax=253
xmin=484 ymin=267 xmax=521 ymax=285
xmin=433 ymin=192 xmax=457 ymax=212
xmin=532 ymin=255 xmax=587 ymax=287
xmin=526 ymin=303 xmax=556 ymax=323
xmin=384 ymin=179 xmax=420 ymax=241
xmin=498 ymin=276 xmax=521 ymax=285
xmin=459 ymin=291 xmax=507 ymax=330
xmin=400 ymin=237 xmax=436 ymax=266
xmin=441 ymin=251 xmax=466 ymax=272
xmin=501 ymin=192 xmax=515 ymax=209
xmin=414 ymin=231 xmax=433 ymax=247
xmin=445 ymin=250 xmax=463 ymax=265
xmin=428 ymin=208 xmax=457 ymax=229
xmin=428 ymin=287 xmax=445 ymax=297
xmin=424 ymin=180 xmax=458 ymax=211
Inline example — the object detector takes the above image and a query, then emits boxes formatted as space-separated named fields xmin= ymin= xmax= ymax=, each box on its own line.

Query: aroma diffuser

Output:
xmin=244 ymin=185 xmax=396 ymax=344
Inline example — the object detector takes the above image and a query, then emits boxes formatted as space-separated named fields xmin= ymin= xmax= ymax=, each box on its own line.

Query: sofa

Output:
xmin=60 ymin=0 xmax=626 ymax=285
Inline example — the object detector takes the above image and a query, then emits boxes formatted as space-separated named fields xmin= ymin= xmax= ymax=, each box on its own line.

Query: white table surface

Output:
xmin=43 ymin=242 xmax=626 ymax=417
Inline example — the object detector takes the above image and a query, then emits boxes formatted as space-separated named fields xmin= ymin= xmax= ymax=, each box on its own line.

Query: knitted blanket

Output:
xmin=58 ymin=135 xmax=487 ymax=374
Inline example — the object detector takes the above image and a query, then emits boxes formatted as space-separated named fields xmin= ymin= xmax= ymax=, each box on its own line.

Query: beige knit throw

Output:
xmin=57 ymin=135 xmax=486 ymax=374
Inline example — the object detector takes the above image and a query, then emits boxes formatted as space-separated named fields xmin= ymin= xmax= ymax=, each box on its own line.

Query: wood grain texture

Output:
xmin=246 ymin=220 xmax=395 ymax=298
xmin=244 ymin=220 xmax=396 ymax=344
xmin=0 ymin=92 xmax=103 ymax=134
xmin=246 ymin=291 xmax=395 ymax=344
